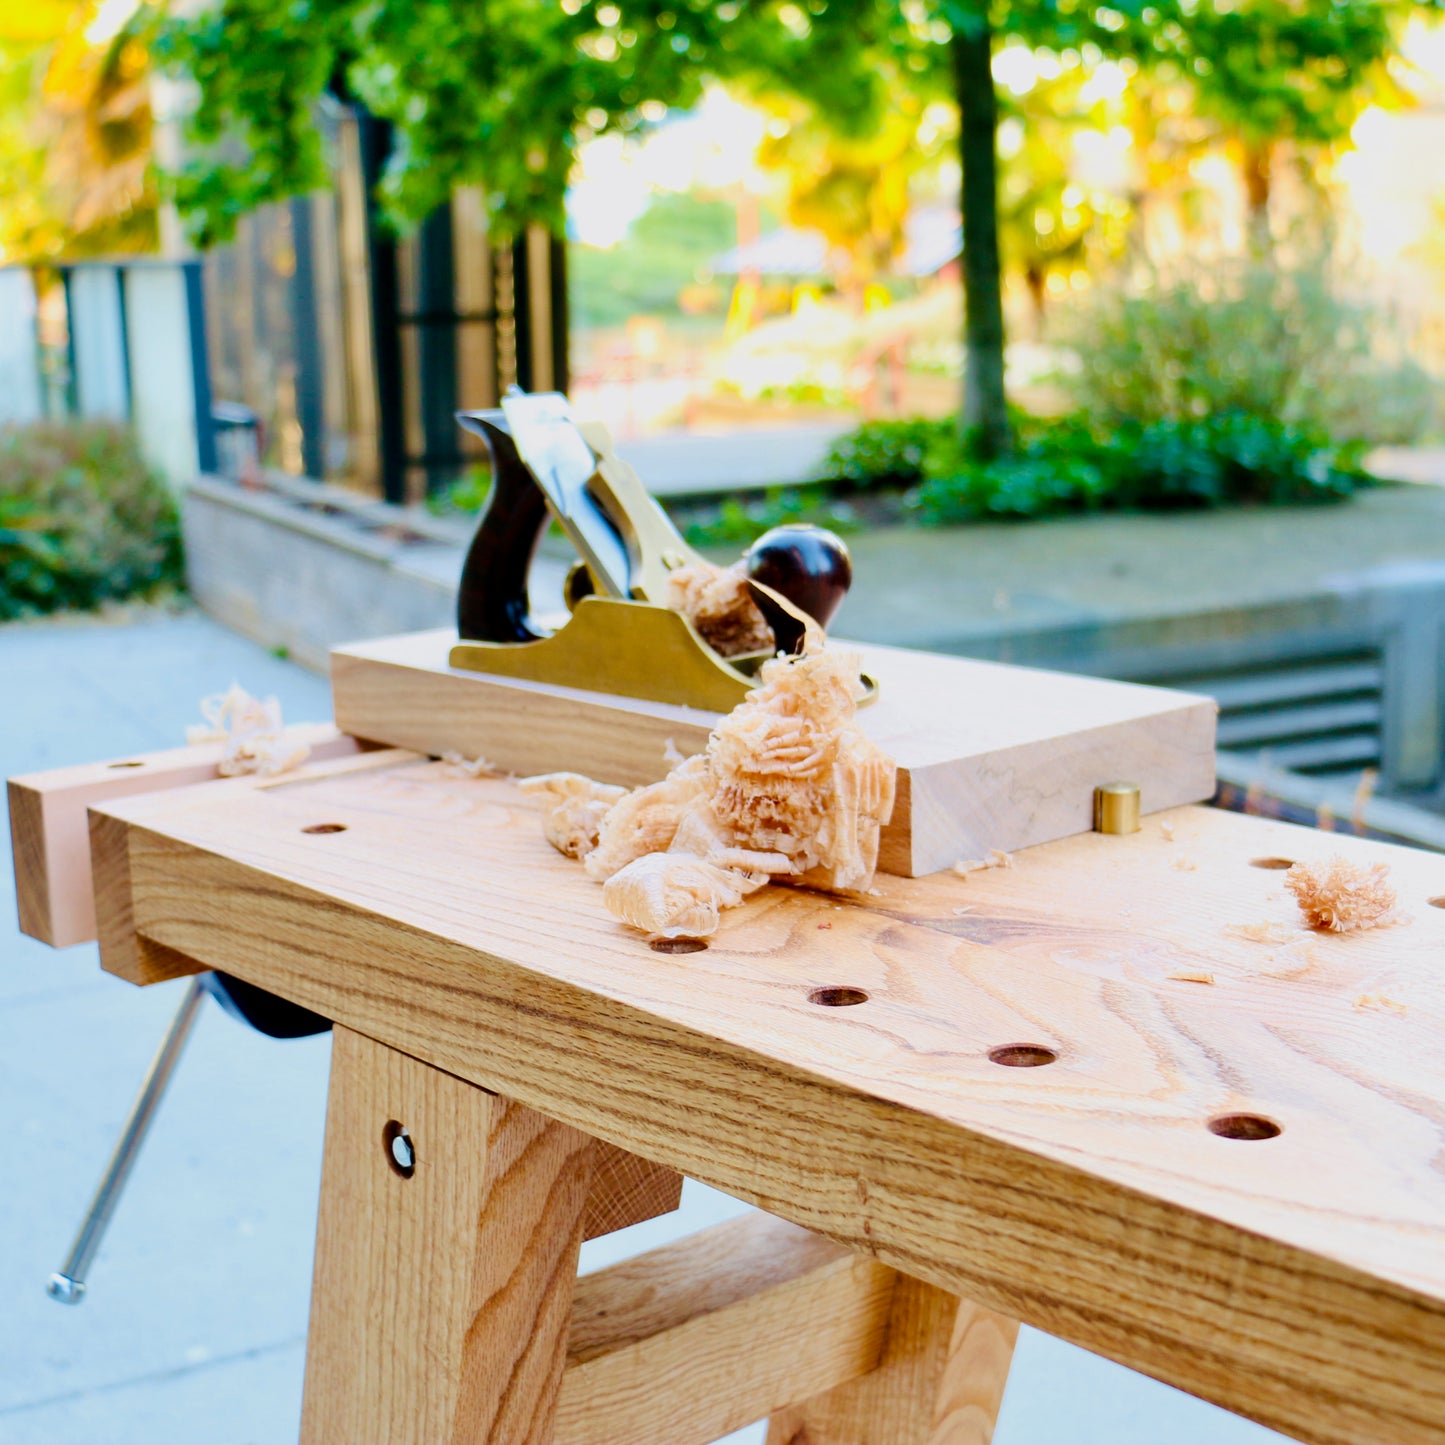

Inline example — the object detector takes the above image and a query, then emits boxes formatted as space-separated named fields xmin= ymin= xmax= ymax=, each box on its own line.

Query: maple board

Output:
xmin=88 ymin=755 xmax=1445 ymax=1445
xmin=330 ymin=628 xmax=1218 ymax=876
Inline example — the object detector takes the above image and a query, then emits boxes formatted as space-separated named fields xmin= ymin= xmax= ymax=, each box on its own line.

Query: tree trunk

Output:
xmin=1242 ymin=140 xmax=1273 ymax=253
xmin=952 ymin=17 xmax=1010 ymax=458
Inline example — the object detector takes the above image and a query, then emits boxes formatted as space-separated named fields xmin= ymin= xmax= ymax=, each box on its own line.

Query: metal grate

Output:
xmin=1158 ymin=649 xmax=1385 ymax=778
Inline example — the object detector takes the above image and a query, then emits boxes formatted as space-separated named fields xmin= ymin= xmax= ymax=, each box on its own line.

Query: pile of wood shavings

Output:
xmin=665 ymin=560 xmax=775 ymax=658
xmin=187 ymin=684 xmax=309 ymax=777
xmin=523 ymin=631 xmax=895 ymax=939
xmin=1284 ymin=855 xmax=1398 ymax=933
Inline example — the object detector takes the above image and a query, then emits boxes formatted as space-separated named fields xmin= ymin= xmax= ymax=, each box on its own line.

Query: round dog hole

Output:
xmin=302 ymin=823 xmax=347 ymax=835
xmin=382 ymin=1121 xmax=416 ymax=1178
xmin=988 ymin=1044 xmax=1057 ymax=1068
xmin=650 ymin=937 xmax=707 ymax=954
xmin=808 ymin=986 xmax=869 ymax=1007
xmin=1207 ymin=1113 xmax=1281 ymax=1141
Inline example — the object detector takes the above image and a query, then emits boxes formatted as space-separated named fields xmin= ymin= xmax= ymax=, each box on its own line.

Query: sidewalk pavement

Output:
xmin=1 ymin=609 xmax=1282 ymax=1444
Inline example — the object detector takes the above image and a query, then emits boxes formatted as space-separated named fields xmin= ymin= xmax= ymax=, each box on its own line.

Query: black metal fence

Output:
xmin=203 ymin=102 xmax=565 ymax=505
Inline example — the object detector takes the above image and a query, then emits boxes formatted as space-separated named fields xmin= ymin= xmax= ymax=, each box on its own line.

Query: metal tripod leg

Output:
xmin=47 ymin=975 xmax=208 ymax=1304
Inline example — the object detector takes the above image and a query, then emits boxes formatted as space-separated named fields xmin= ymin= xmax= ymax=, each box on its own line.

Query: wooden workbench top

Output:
xmin=92 ymin=756 xmax=1445 ymax=1445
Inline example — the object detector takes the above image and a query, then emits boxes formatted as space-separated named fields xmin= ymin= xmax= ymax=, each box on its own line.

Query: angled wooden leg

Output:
xmin=765 ymin=1277 xmax=1019 ymax=1445
xmin=299 ymin=1027 xmax=599 ymax=1445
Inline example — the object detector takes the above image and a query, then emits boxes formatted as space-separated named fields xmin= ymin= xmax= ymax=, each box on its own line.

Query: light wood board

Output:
xmin=330 ymin=628 xmax=1218 ymax=875
xmin=7 ymin=722 xmax=358 ymax=947
xmin=89 ymin=756 xmax=1445 ymax=1445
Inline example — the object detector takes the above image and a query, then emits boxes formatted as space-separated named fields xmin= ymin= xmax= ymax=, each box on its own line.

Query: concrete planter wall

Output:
xmin=182 ymin=474 xmax=468 ymax=673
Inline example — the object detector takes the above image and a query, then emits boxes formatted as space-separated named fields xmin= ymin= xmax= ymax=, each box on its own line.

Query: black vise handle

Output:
xmin=455 ymin=411 xmax=553 ymax=643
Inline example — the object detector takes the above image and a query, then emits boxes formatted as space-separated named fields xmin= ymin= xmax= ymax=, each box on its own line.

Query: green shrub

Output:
xmin=1062 ymin=255 xmax=1437 ymax=446
xmin=426 ymin=463 xmax=492 ymax=516
xmin=676 ymin=487 xmax=863 ymax=548
xmin=910 ymin=412 xmax=1363 ymax=526
xmin=817 ymin=417 xmax=952 ymax=490
xmin=0 ymin=422 xmax=184 ymax=620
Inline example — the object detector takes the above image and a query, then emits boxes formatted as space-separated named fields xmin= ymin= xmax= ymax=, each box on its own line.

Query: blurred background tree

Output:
xmin=0 ymin=0 xmax=158 ymax=262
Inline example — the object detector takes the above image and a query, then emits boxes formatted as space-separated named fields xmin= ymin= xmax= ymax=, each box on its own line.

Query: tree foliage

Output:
xmin=0 ymin=0 xmax=158 ymax=261
xmin=160 ymin=0 xmax=895 ymax=246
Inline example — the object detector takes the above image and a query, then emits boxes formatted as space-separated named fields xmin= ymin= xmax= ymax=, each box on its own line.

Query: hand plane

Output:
xmin=451 ymin=390 xmax=869 ymax=714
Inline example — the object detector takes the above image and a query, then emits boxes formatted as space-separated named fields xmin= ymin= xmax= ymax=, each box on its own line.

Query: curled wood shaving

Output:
xmin=1225 ymin=921 xmax=1296 ymax=945
xmin=519 ymin=773 xmax=628 ymax=860
xmin=1167 ymin=970 xmax=1215 ymax=985
xmin=584 ymin=756 xmax=710 ymax=880
xmin=952 ymin=849 xmax=1013 ymax=879
xmin=1158 ymin=820 xmax=1176 ymax=842
xmin=1351 ymin=768 xmax=1378 ymax=834
xmin=1170 ymin=856 xmax=1198 ymax=872
xmin=1284 ymin=856 xmax=1398 ymax=934
xmin=441 ymin=752 xmax=498 ymax=778
xmin=665 ymin=560 xmax=775 ymax=658
xmin=187 ymin=683 xmax=309 ymax=777
xmin=602 ymin=853 xmax=767 ymax=939
xmin=1353 ymin=993 xmax=1407 ymax=1015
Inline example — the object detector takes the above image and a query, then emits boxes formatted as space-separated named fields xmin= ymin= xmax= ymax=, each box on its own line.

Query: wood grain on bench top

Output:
xmin=94 ymin=758 xmax=1445 ymax=1445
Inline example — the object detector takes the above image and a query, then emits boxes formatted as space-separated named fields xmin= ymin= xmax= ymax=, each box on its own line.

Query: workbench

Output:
xmin=10 ymin=710 xmax=1445 ymax=1444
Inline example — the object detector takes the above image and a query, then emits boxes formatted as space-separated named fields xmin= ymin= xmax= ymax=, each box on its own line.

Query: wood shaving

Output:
xmin=545 ymin=632 xmax=894 ymax=938
xmin=1170 ymin=856 xmax=1198 ymax=871
xmin=601 ymin=852 xmax=767 ymax=939
xmin=952 ymin=906 xmax=976 ymax=915
xmin=1158 ymin=820 xmax=1176 ymax=842
xmin=1167 ymin=970 xmax=1215 ymax=985
xmin=1353 ymin=993 xmax=1407 ymax=1015
xmin=1284 ymin=856 xmax=1398 ymax=933
xmin=665 ymin=559 xmax=775 ymax=658
xmin=952 ymin=849 xmax=1013 ymax=879
xmin=519 ymin=773 xmax=628 ymax=860
xmin=187 ymin=683 xmax=309 ymax=777
xmin=662 ymin=736 xmax=686 ymax=766
xmin=440 ymin=751 xmax=498 ymax=778
xmin=1351 ymin=768 xmax=1378 ymax=834
xmin=1225 ymin=921 xmax=1296 ymax=945
xmin=584 ymin=756 xmax=710 ymax=880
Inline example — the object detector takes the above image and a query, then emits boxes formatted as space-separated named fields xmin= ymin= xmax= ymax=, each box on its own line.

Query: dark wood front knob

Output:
xmin=744 ymin=524 xmax=853 ymax=630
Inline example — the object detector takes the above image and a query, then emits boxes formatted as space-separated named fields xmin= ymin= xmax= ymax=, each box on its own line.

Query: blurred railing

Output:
xmin=0 ymin=259 xmax=216 ymax=486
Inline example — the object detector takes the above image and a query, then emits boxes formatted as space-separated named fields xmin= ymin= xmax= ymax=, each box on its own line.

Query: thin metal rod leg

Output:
xmin=47 ymin=975 xmax=208 ymax=1305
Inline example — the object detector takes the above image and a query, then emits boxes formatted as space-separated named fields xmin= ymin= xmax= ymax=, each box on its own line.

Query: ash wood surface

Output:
xmin=88 ymin=746 xmax=416 ymax=984
xmin=583 ymin=1143 xmax=681 ymax=1240
xmin=766 ymin=1282 xmax=1018 ymax=1445
xmin=8 ymin=722 xmax=357 ymax=947
xmin=557 ymin=1212 xmax=894 ymax=1444
xmin=91 ymin=759 xmax=1445 ymax=1444
xmin=300 ymin=1027 xmax=597 ymax=1445
xmin=330 ymin=629 xmax=1217 ymax=875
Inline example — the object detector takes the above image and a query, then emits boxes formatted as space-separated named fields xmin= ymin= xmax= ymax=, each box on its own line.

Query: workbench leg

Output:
xmin=299 ymin=1026 xmax=598 ymax=1445
xmin=765 ymin=1277 xmax=1019 ymax=1445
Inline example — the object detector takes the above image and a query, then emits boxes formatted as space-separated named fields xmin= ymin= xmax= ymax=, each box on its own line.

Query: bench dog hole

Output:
xmin=988 ymin=1043 xmax=1057 ymax=1068
xmin=382 ymin=1121 xmax=416 ymax=1178
xmin=1249 ymin=857 xmax=1293 ymax=870
xmin=302 ymin=823 xmax=348 ymax=835
xmin=1208 ymin=1113 xmax=1281 ymax=1141
xmin=809 ymin=986 xmax=869 ymax=1007
xmin=651 ymin=937 xmax=707 ymax=954
xmin=107 ymin=761 xmax=144 ymax=769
